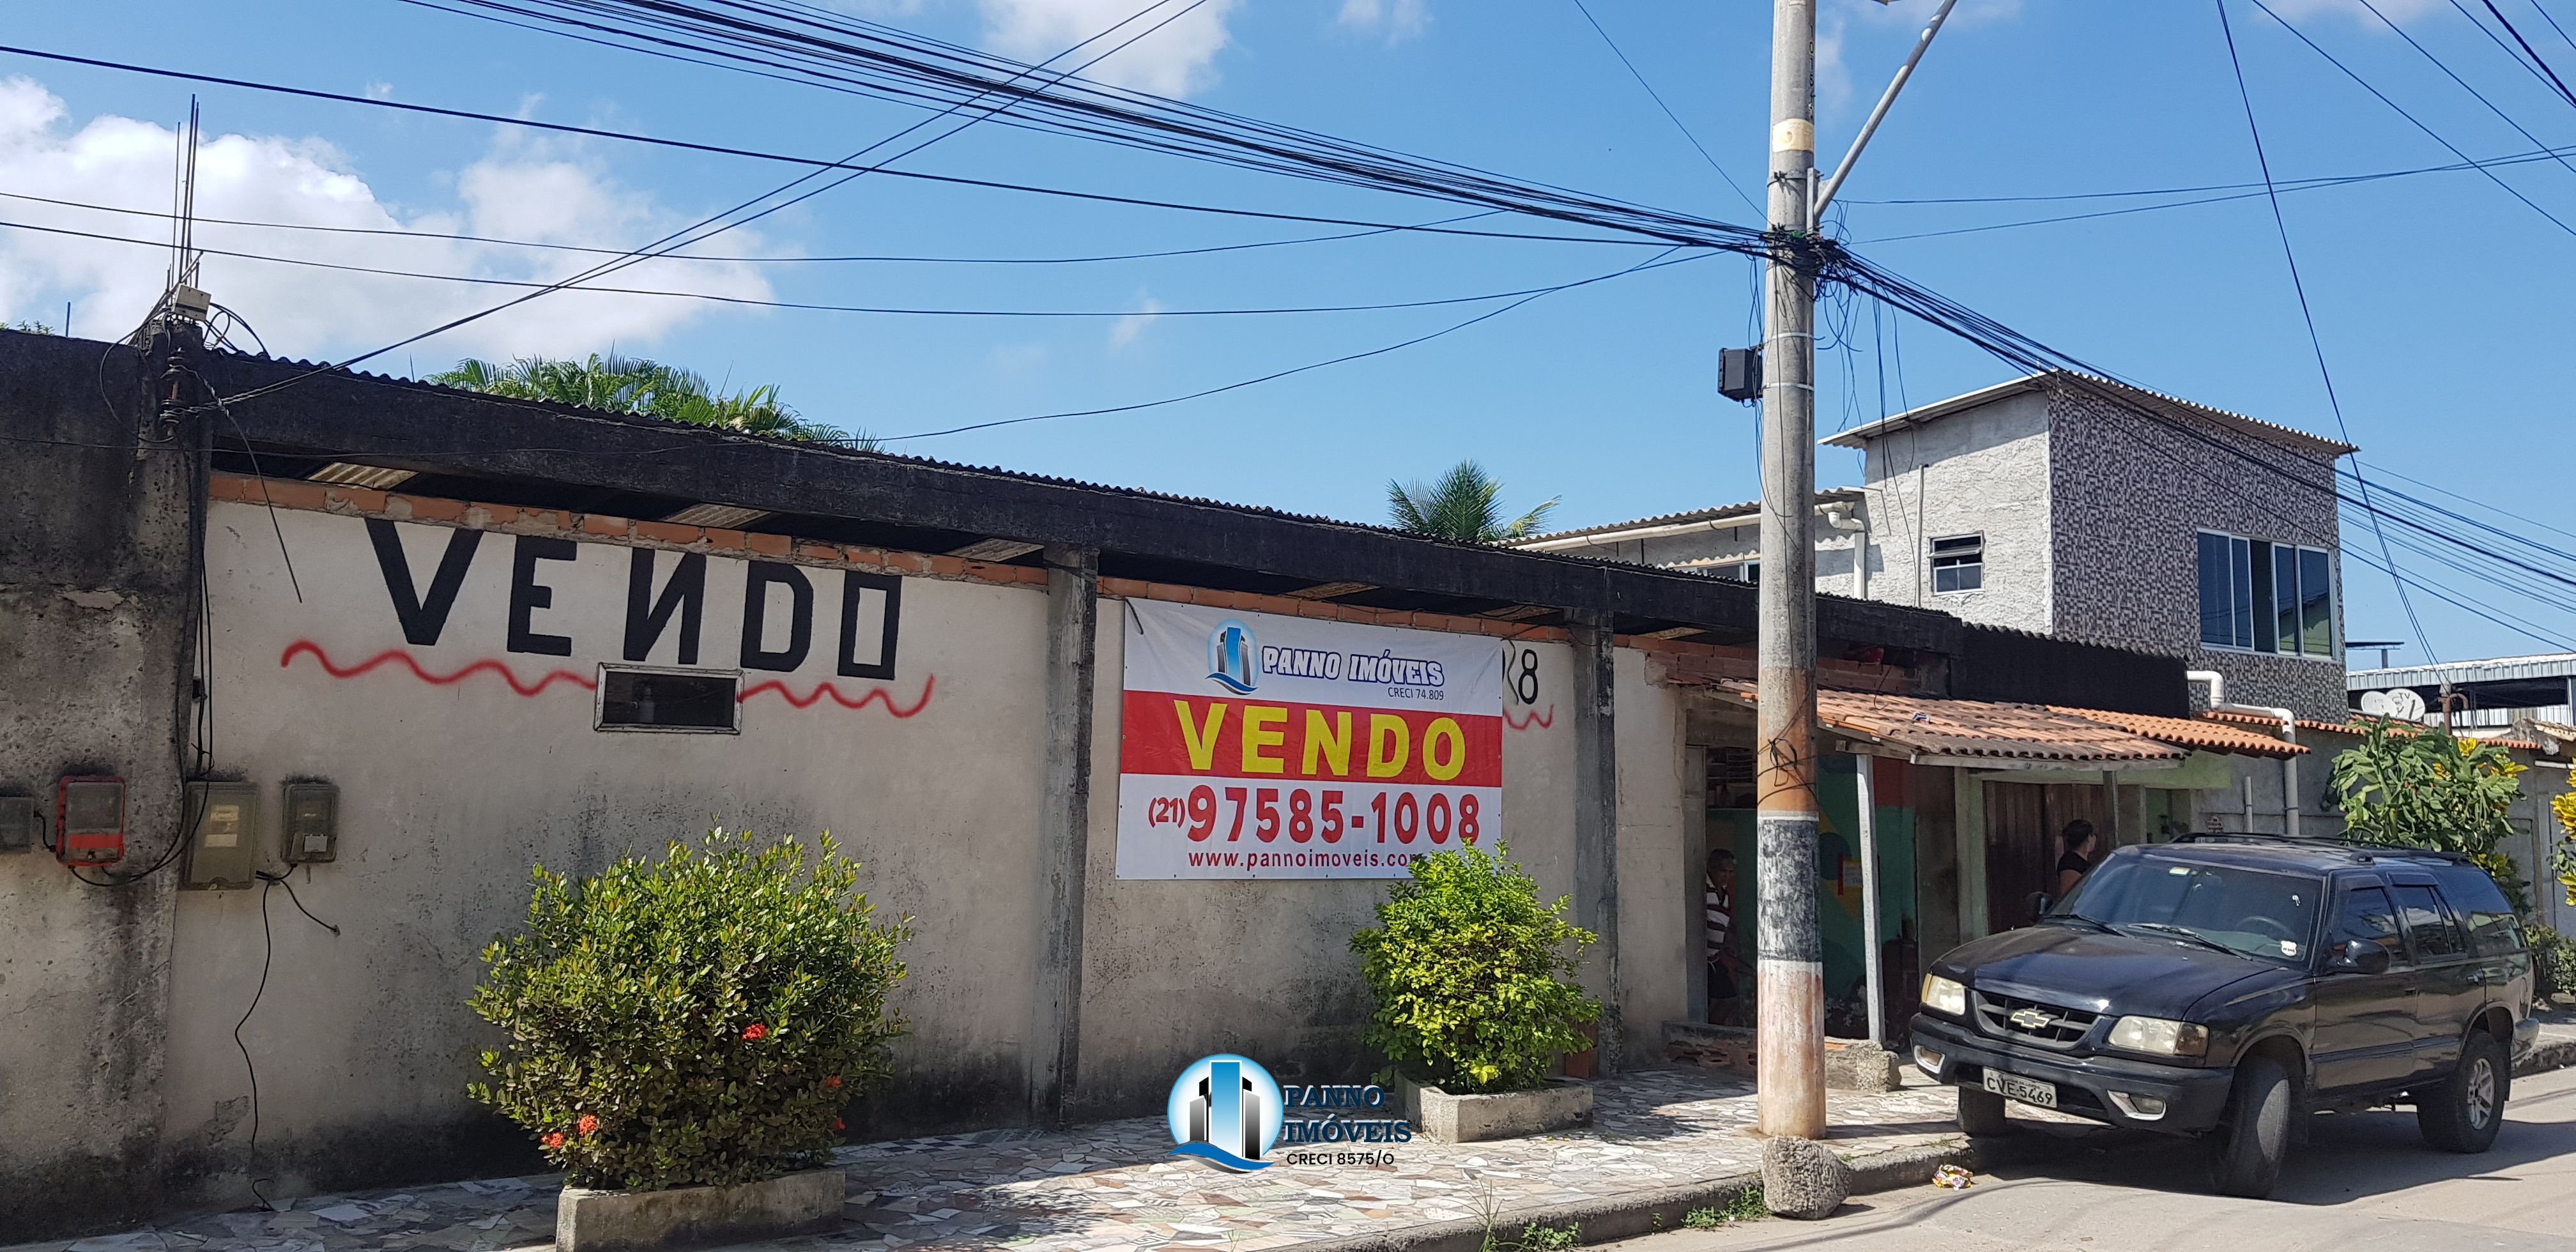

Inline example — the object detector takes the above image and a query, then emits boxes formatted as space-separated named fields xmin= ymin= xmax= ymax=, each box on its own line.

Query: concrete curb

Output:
xmin=1281 ymin=1139 xmax=1971 ymax=1252
xmin=2514 ymin=1035 xmax=2576 ymax=1079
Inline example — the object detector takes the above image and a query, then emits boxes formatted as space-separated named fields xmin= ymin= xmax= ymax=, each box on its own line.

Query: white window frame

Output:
xmin=1929 ymin=533 xmax=1984 ymax=595
xmin=2195 ymin=530 xmax=2338 ymax=661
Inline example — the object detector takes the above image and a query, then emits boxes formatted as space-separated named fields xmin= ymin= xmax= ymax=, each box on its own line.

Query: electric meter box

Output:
xmin=57 ymin=776 xmax=126 ymax=867
xmin=0 ymin=795 xmax=33 ymax=852
xmin=281 ymin=783 xmax=339 ymax=864
xmin=182 ymin=782 xmax=260 ymax=890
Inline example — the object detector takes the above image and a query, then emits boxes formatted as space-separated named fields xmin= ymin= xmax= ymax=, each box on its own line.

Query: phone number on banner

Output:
xmin=1141 ymin=781 xmax=1495 ymax=846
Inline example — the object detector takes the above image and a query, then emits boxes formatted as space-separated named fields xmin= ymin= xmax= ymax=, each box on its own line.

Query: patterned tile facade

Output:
xmin=2044 ymin=385 xmax=2347 ymax=721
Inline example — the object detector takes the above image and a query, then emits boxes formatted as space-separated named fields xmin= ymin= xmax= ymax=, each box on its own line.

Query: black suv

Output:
xmin=1910 ymin=836 xmax=2536 ymax=1198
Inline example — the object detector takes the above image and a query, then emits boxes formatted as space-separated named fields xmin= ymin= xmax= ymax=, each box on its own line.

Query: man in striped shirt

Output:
xmin=1706 ymin=848 xmax=1741 ymax=1025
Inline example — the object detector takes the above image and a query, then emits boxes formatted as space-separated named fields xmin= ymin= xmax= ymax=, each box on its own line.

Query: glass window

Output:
xmin=2328 ymin=885 xmax=2407 ymax=968
xmin=2057 ymin=851 xmax=2320 ymax=964
xmin=1931 ymin=535 xmax=1983 ymax=593
xmin=2230 ymin=537 xmax=2254 ymax=652
xmin=2299 ymin=547 xmax=2334 ymax=657
xmin=597 ymin=667 xmax=740 ymax=732
xmin=2431 ymin=867 xmax=2523 ymax=956
xmin=2198 ymin=532 xmax=2236 ymax=646
xmin=2394 ymin=884 xmax=2467 ymax=960
xmin=2268 ymin=543 xmax=2296 ymax=655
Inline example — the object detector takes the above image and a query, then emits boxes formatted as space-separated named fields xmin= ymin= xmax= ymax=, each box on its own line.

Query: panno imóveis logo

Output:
xmin=1166 ymin=1053 xmax=1283 ymax=1171
xmin=1206 ymin=620 xmax=1260 ymax=694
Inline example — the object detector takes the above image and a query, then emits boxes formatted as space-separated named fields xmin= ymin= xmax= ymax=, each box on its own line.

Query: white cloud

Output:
xmin=1337 ymin=0 xmax=1429 ymax=44
xmin=2264 ymin=0 xmax=2437 ymax=26
xmin=0 ymin=75 xmax=775 ymax=365
xmin=978 ymin=0 xmax=1241 ymax=96
xmin=1108 ymin=294 xmax=1163 ymax=349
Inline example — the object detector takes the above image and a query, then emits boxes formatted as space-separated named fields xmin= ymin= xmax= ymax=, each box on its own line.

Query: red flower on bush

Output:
xmin=824 ymin=1074 xmax=843 ymax=1090
xmin=541 ymin=1131 xmax=565 ymax=1149
xmin=832 ymin=1118 xmax=846 ymax=1131
xmin=742 ymin=1023 xmax=769 ymax=1041
xmin=577 ymin=1113 xmax=600 ymax=1136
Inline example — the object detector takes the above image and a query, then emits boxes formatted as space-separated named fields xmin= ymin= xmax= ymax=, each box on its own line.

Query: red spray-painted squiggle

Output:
xmin=736 ymin=675 xmax=936 ymax=717
xmin=281 ymin=640 xmax=595 ymax=696
xmin=280 ymin=640 xmax=936 ymax=717
xmin=1504 ymin=704 xmax=1556 ymax=731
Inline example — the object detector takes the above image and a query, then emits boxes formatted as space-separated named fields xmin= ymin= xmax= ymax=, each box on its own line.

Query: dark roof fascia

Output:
xmin=185 ymin=349 xmax=1962 ymax=653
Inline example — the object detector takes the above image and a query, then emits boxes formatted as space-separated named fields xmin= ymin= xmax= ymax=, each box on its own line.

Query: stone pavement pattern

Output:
xmin=1 ymin=1067 xmax=1966 ymax=1252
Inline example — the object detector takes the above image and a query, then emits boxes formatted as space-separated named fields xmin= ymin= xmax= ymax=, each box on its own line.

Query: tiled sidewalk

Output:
xmin=8 ymin=1067 xmax=1965 ymax=1252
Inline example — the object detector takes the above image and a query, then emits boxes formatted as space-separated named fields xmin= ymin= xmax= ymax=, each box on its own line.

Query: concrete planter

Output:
xmin=556 ymin=1167 xmax=845 ymax=1252
xmin=1395 ymin=1073 xmax=1593 ymax=1142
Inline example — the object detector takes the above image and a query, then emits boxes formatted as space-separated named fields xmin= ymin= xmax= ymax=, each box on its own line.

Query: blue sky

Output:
xmin=4 ymin=0 xmax=2572 ymax=665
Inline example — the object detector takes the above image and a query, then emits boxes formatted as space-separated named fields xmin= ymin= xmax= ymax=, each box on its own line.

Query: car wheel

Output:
xmin=2208 ymin=1055 xmax=2293 ymax=1199
xmin=2418 ymin=1030 xmax=2508 ymax=1154
xmin=1958 ymin=1084 xmax=2010 ymax=1136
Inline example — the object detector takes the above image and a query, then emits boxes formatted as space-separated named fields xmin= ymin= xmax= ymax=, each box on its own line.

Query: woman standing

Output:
xmin=2055 ymin=819 xmax=2100 ymax=899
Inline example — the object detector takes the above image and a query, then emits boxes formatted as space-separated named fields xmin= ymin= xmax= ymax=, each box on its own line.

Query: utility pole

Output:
xmin=1754 ymin=0 xmax=1827 ymax=1141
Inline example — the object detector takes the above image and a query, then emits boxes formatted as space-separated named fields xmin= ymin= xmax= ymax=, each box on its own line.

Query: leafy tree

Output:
xmin=1386 ymin=460 xmax=1558 ymax=543
xmin=2331 ymin=719 xmax=2529 ymax=903
xmin=6 ymin=319 xmax=54 ymax=333
xmin=431 ymin=353 xmax=875 ymax=447
xmin=1351 ymin=844 xmax=1600 ymax=1094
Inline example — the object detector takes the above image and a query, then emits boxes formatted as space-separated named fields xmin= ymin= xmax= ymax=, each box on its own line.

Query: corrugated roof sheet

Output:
xmin=2050 ymin=708 xmax=2308 ymax=759
xmin=2202 ymin=708 xmax=2554 ymax=753
xmin=1821 ymin=370 xmax=2358 ymax=457
xmin=1684 ymin=679 xmax=2190 ymax=766
xmin=1512 ymin=489 xmax=1863 ymax=546
xmin=2347 ymin=652 xmax=2576 ymax=687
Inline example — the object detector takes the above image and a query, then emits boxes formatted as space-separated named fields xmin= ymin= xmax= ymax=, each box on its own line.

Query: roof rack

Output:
xmin=2166 ymin=832 xmax=2472 ymax=863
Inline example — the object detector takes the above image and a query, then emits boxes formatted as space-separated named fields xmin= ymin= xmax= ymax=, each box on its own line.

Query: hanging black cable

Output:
xmin=1565 ymin=0 xmax=1765 ymax=218
xmin=2215 ymin=0 xmax=2433 ymax=660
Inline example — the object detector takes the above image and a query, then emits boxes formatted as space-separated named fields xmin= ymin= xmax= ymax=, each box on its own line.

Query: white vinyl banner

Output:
xmin=1116 ymin=599 xmax=1504 ymax=879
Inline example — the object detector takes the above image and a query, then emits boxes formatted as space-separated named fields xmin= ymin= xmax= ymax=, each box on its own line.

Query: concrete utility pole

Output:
xmin=1755 ymin=0 xmax=1827 ymax=1140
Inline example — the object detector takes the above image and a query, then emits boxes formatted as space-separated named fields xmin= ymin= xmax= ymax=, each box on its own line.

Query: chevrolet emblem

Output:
xmin=2007 ymin=1007 xmax=2053 ymax=1030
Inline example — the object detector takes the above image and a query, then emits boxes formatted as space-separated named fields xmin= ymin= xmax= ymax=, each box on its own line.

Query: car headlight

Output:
xmin=1922 ymin=974 xmax=1968 ymax=1018
xmin=2107 ymin=1016 xmax=2209 ymax=1058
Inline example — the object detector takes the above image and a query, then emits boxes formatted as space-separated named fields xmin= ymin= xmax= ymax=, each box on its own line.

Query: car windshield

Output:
xmin=2051 ymin=852 xmax=2319 ymax=965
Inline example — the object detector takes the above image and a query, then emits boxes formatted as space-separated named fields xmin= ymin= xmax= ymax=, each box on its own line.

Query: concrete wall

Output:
xmin=0 ymin=335 xmax=196 ymax=1236
xmin=3 ymin=454 xmax=1710 ymax=1232
xmin=1859 ymin=389 xmax=2055 ymax=634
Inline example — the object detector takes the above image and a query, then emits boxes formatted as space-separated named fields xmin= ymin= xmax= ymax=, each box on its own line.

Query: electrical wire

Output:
xmin=0 ymin=214 xmax=1664 ymax=320
xmin=1564 ymin=0 xmax=1765 ymax=218
xmin=0 ymin=187 xmax=1509 ymax=267
xmin=0 ymin=45 xmax=1675 ymax=249
xmin=882 ymin=247 xmax=1704 ymax=441
xmin=234 ymin=869 xmax=341 ymax=1210
xmin=197 ymin=0 xmax=1260 ymax=411
xmin=2352 ymin=0 xmax=2576 ymax=183
xmin=2215 ymin=0 xmax=2432 ymax=660
xmin=2463 ymin=0 xmax=2576 ymax=107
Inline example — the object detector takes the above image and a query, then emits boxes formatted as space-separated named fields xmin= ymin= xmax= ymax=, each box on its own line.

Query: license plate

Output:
xmin=1983 ymin=1070 xmax=2058 ymax=1110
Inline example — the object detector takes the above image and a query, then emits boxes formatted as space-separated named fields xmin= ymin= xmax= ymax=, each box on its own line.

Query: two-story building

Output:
xmin=1518 ymin=371 xmax=2354 ymax=724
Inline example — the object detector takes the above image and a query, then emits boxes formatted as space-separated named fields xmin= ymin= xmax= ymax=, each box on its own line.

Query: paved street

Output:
xmin=1612 ymin=1059 xmax=2576 ymax=1252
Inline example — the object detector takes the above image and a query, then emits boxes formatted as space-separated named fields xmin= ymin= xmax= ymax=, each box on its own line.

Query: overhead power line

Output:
xmin=2214 ymin=0 xmax=2431 ymax=659
xmin=0 ymin=45 xmax=1669 ymax=249
xmin=0 ymin=213 xmax=1677 ymax=319
xmin=0 ymin=187 xmax=1513 ymax=266
xmin=1564 ymin=0 xmax=1765 ymax=218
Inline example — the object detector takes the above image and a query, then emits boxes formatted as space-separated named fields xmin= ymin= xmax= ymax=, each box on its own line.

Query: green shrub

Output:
xmin=1351 ymin=843 xmax=1600 ymax=1095
xmin=2530 ymin=926 xmax=2576 ymax=1004
xmin=467 ymin=828 xmax=909 ymax=1191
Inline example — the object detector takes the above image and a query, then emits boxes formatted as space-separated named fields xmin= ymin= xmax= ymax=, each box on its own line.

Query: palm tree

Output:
xmin=428 ymin=353 xmax=877 ymax=447
xmin=1386 ymin=460 xmax=1559 ymax=543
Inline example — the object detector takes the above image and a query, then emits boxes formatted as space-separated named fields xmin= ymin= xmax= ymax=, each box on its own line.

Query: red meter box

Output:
xmin=56 ymin=776 xmax=126 ymax=867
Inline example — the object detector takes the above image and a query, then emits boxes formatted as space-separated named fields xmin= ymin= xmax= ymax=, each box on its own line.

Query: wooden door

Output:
xmin=1984 ymin=781 xmax=2110 ymax=932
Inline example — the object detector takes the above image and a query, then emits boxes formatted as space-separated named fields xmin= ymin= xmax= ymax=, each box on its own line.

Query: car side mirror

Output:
xmin=2330 ymin=938 xmax=2391 ymax=975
